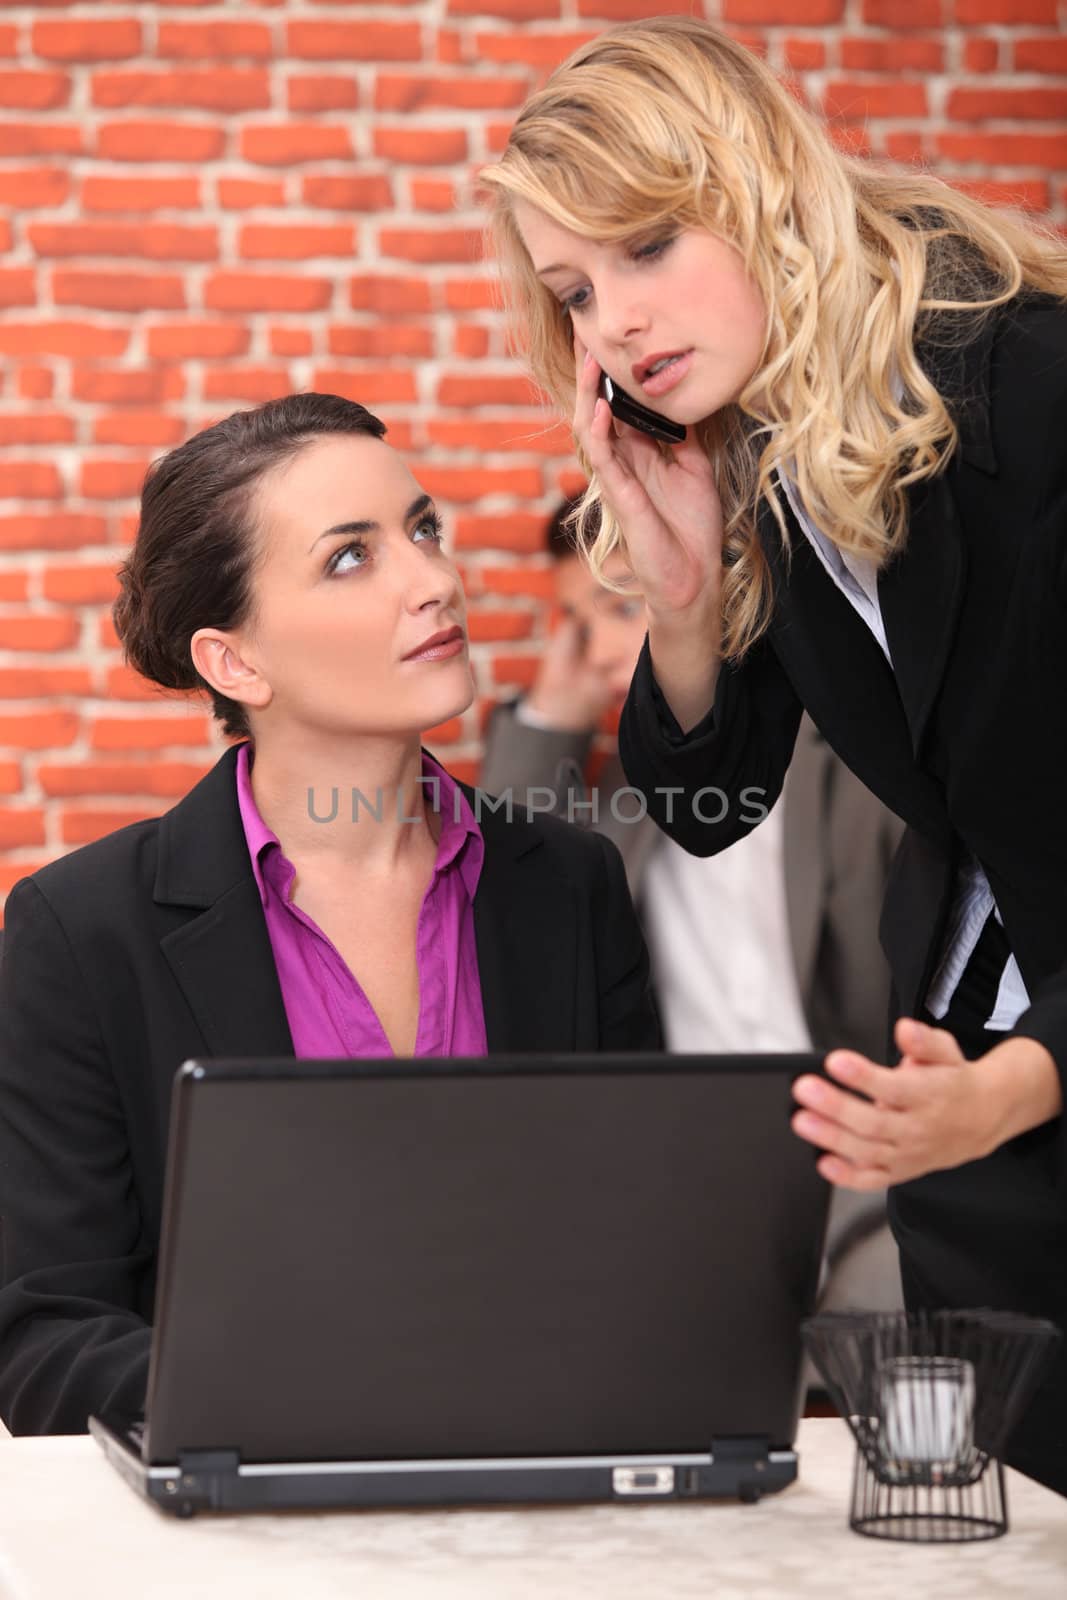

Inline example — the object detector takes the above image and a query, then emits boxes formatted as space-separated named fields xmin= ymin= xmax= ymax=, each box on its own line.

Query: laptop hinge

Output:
xmin=176 ymin=1447 xmax=241 ymax=1477
xmin=710 ymin=1435 xmax=778 ymax=1504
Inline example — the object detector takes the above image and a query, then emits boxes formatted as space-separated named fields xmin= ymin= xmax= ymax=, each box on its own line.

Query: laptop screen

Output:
xmin=145 ymin=1055 xmax=829 ymax=1465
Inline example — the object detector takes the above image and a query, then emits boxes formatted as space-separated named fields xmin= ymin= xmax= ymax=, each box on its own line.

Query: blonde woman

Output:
xmin=483 ymin=17 xmax=1067 ymax=1494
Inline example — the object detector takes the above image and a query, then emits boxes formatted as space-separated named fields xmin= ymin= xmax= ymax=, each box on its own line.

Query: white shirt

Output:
xmin=777 ymin=470 xmax=1029 ymax=1031
xmin=641 ymin=805 xmax=812 ymax=1053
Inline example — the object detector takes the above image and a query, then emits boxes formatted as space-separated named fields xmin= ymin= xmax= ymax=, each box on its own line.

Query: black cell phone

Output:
xmin=600 ymin=373 xmax=686 ymax=445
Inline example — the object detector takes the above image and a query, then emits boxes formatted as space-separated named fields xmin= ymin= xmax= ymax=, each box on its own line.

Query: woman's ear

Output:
xmin=190 ymin=628 xmax=272 ymax=713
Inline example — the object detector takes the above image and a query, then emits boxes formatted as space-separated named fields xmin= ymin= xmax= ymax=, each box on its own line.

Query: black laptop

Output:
xmin=90 ymin=1053 xmax=830 ymax=1516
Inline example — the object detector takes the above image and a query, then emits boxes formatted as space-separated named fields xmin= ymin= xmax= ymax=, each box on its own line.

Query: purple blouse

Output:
xmin=235 ymin=743 xmax=487 ymax=1059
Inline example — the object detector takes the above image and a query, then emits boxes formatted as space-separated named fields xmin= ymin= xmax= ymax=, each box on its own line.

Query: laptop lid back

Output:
xmin=144 ymin=1055 xmax=829 ymax=1465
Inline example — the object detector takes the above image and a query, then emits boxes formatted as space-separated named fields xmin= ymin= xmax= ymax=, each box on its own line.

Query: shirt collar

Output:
xmin=235 ymin=742 xmax=484 ymax=910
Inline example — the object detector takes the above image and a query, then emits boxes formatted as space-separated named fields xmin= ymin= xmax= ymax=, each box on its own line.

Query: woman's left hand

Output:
xmin=791 ymin=1018 xmax=1060 ymax=1190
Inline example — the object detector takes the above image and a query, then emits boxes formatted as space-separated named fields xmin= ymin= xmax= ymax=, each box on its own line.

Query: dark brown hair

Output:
xmin=113 ymin=393 xmax=387 ymax=740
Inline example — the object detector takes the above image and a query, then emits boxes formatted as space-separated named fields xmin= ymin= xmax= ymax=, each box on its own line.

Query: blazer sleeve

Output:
xmin=0 ymin=877 xmax=152 ymax=1434
xmin=480 ymin=699 xmax=594 ymax=814
xmin=618 ymin=629 xmax=804 ymax=857
xmin=590 ymin=830 xmax=662 ymax=1051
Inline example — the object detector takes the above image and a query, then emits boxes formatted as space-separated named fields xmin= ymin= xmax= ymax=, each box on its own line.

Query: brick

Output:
xmin=454 ymin=513 xmax=548 ymax=549
xmin=42 ymin=564 xmax=121 ymax=604
xmin=450 ymin=0 xmax=560 ymax=15
xmin=80 ymin=460 xmax=153 ymax=499
xmin=453 ymin=324 xmax=490 ymax=358
xmin=862 ymin=0 xmax=942 ymax=20
xmin=205 ymin=272 xmax=333 ymax=312
xmin=38 ymin=760 xmax=213 ymax=798
xmin=0 ymin=70 xmax=70 ymax=110
xmin=287 ymin=76 xmax=360 ymax=112
xmin=0 ymin=763 xmax=21 ymax=795
xmin=0 ymin=810 xmax=46 ymax=849
xmin=91 ymin=715 xmax=213 ymax=752
xmin=240 ymin=125 xmax=354 ymax=164
xmin=238 ymin=223 xmax=356 ymax=259
xmin=0 ymin=575 xmax=28 ymax=602
xmin=157 ymin=22 xmax=274 ymax=58
xmin=419 ymin=469 xmax=544 ymax=504
xmin=0 ymin=614 xmax=79 ymax=651
xmin=0 ymin=167 xmax=70 ymax=207
xmin=490 ymin=653 xmax=539 ymax=688
xmin=411 ymin=177 xmax=456 ymax=212
xmin=202 ymin=367 xmax=293 ymax=403
xmin=954 ymin=0 xmax=1056 ymax=16
xmin=480 ymin=566 xmax=556 ymax=600
xmin=467 ymin=611 xmax=534 ymax=642
xmin=309 ymin=368 xmax=419 ymax=404
xmin=0 ymin=710 xmax=79 ymax=750
xmin=0 ymin=323 xmax=128 ymax=358
xmin=0 ymin=271 xmax=36 ymax=309
xmin=963 ymin=38 xmax=999 ymax=72
xmin=146 ymin=322 xmax=250 ymax=359
xmin=375 ymin=74 xmax=528 ymax=112
xmin=104 ymin=664 xmax=179 ymax=701
xmin=840 ymin=39 xmax=943 ymax=71
xmin=269 ymin=326 xmax=313 ymax=357
xmin=422 ymin=717 xmax=462 ymax=745
xmin=0 ymin=123 xmax=82 ymax=157
xmin=217 ymin=177 xmax=286 ymax=209
xmin=473 ymin=31 xmax=597 ymax=66
xmin=0 ymin=413 xmax=73 ymax=445
xmin=438 ymin=374 xmax=543 ymax=408
xmin=98 ymin=122 xmax=224 ymax=162
xmin=16 ymin=367 xmax=54 ymax=401
xmin=327 ymin=325 xmax=434 ymax=358
xmin=61 ymin=809 xmax=164 ymax=846
xmin=884 ymin=130 xmax=927 ymax=163
xmin=723 ymin=0 xmax=843 ymax=16
xmin=92 ymin=69 xmax=271 ymax=112
xmin=432 ymin=419 xmax=574 ymax=454
xmin=302 ymin=175 xmax=393 ymax=210
xmin=0 ymin=666 xmax=92 ymax=696
xmin=0 ymin=513 xmax=107 ymax=550
xmin=30 ymin=222 xmax=218 ymax=261
xmin=93 ymin=412 xmax=186 ymax=447
xmin=72 ymin=367 xmax=184 ymax=404
xmin=824 ymin=81 xmax=928 ymax=121
xmin=827 ymin=124 xmax=872 ymax=158
xmin=947 ymin=88 xmax=1067 ymax=122
xmin=443 ymin=279 xmax=505 ymax=311
xmin=53 ymin=269 xmax=185 ymax=312
xmin=948 ymin=177 xmax=1049 ymax=210
xmin=0 ymin=26 xmax=15 ymax=57
xmin=99 ymin=616 xmax=120 ymax=650
xmin=783 ymin=39 xmax=826 ymax=71
xmin=287 ymin=21 xmax=422 ymax=60
xmin=349 ymin=274 xmax=432 ymax=312
xmin=936 ymin=131 xmax=1067 ymax=167
xmin=379 ymin=228 xmax=483 ymax=264
xmin=373 ymin=128 xmax=467 ymax=165
xmin=32 ymin=19 xmax=142 ymax=60
xmin=1014 ymin=37 xmax=1067 ymax=72
xmin=0 ymin=462 xmax=63 ymax=498
xmin=81 ymin=175 xmax=201 ymax=212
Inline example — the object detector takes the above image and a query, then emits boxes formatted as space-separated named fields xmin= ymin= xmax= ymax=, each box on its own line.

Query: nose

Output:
xmin=396 ymin=536 xmax=462 ymax=615
xmin=594 ymin=274 xmax=650 ymax=352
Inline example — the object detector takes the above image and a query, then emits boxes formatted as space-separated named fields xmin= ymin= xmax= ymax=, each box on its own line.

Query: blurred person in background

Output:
xmin=482 ymin=496 xmax=905 ymax=1322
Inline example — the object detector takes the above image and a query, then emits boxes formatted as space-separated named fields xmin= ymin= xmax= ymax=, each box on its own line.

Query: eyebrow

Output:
xmin=535 ymin=263 xmax=571 ymax=279
xmin=309 ymin=493 xmax=435 ymax=553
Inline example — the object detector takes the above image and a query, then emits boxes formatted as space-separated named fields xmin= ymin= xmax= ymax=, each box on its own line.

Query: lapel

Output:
xmin=781 ymin=716 xmax=830 ymax=1008
xmin=466 ymin=790 xmax=579 ymax=1053
xmin=154 ymin=745 xmax=294 ymax=1059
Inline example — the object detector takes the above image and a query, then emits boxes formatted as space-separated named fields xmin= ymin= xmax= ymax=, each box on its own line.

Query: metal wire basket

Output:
xmin=801 ymin=1308 xmax=1061 ymax=1542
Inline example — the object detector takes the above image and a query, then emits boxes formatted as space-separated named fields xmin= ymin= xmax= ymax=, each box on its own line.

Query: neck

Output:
xmin=247 ymin=728 xmax=439 ymax=871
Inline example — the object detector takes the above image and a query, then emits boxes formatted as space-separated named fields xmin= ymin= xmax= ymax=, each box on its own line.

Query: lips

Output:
xmin=631 ymin=349 xmax=691 ymax=386
xmin=402 ymin=624 xmax=465 ymax=661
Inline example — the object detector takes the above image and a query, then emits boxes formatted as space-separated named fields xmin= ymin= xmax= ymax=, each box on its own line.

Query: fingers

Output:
xmin=815 ymin=1154 xmax=892 ymax=1193
xmin=822 ymin=1051 xmax=915 ymax=1110
xmin=894 ymin=1017 xmax=966 ymax=1065
xmin=791 ymin=1106 xmax=896 ymax=1174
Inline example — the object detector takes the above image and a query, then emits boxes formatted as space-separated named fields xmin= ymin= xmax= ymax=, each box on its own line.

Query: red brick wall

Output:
xmin=0 ymin=1 xmax=1064 ymax=895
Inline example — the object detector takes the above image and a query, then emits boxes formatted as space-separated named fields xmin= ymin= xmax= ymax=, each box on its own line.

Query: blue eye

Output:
xmin=561 ymin=286 xmax=592 ymax=315
xmin=631 ymin=236 xmax=675 ymax=262
xmin=413 ymin=515 xmax=445 ymax=545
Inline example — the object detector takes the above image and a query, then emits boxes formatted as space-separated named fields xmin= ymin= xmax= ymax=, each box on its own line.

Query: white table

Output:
xmin=0 ymin=1420 xmax=1062 ymax=1600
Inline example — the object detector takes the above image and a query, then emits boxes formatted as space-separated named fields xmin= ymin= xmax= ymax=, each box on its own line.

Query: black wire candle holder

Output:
xmin=801 ymin=1308 xmax=1061 ymax=1543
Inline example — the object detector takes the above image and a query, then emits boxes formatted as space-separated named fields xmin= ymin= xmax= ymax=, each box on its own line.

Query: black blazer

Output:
xmin=0 ymin=745 xmax=659 ymax=1435
xmin=620 ymin=292 xmax=1067 ymax=1216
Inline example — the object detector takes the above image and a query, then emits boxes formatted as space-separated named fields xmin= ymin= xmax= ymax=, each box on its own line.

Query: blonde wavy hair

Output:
xmin=481 ymin=17 xmax=1067 ymax=658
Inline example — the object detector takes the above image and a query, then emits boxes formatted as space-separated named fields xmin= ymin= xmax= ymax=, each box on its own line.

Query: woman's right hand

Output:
xmin=573 ymin=334 xmax=724 ymax=629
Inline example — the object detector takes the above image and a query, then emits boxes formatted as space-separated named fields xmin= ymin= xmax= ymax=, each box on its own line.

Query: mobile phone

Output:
xmin=599 ymin=373 xmax=686 ymax=445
